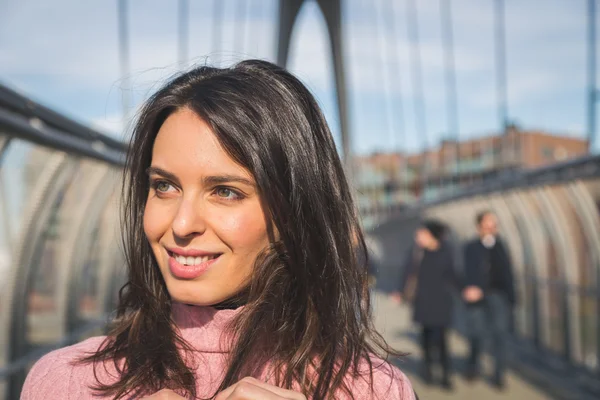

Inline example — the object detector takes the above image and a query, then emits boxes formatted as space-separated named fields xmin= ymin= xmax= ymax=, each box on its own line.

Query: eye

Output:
xmin=151 ymin=180 xmax=176 ymax=194
xmin=215 ymin=187 xmax=243 ymax=201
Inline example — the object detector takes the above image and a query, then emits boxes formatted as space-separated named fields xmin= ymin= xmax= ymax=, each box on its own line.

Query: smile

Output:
xmin=169 ymin=252 xmax=219 ymax=266
xmin=166 ymin=249 xmax=222 ymax=279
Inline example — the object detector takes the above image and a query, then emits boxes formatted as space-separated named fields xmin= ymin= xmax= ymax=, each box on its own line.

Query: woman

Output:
xmin=21 ymin=60 xmax=414 ymax=399
xmin=392 ymin=221 xmax=456 ymax=390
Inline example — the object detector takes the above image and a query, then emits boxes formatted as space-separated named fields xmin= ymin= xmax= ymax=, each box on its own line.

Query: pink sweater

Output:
xmin=21 ymin=304 xmax=415 ymax=399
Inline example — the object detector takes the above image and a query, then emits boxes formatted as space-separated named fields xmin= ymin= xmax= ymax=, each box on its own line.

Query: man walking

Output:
xmin=463 ymin=211 xmax=516 ymax=389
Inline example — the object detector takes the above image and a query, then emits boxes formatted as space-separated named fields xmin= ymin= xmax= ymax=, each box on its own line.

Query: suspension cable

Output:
xmin=234 ymin=0 xmax=246 ymax=56
xmin=587 ymin=0 xmax=597 ymax=151
xmin=374 ymin=0 xmax=395 ymax=153
xmin=243 ymin=0 xmax=253 ymax=55
xmin=494 ymin=0 xmax=508 ymax=168
xmin=117 ymin=0 xmax=131 ymax=125
xmin=388 ymin=0 xmax=408 ymax=201
xmin=406 ymin=0 xmax=429 ymax=200
xmin=212 ymin=0 xmax=224 ymax=66
xmin=178 ymin=0 xmax=189 ymax=68
xmin=440 ymin=0 xmax=460 ymax=193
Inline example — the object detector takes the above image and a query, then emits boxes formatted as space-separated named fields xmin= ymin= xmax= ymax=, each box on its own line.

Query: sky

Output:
xmin=0 ymin=0 xmax=595 ymax=155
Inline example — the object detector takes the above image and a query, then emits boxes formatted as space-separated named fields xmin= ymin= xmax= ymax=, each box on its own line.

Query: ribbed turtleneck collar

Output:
xmin=171 ymin=302 xmax=243 ymax=353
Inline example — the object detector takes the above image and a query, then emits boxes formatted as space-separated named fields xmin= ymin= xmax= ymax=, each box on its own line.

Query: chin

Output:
xmin=166 ymin=280 xmax=229 ymax=307
xmin=169 ymin=289 xmax=219 ymax=307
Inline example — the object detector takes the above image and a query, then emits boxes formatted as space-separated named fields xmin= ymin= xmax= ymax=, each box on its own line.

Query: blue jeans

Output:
xmin=466 ymin=292 xmax=510 ymax=382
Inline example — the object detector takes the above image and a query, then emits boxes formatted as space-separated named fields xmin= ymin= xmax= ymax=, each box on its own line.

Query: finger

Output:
xmin=215 ymin=377 xmax=306 ymax=400
xmin=140 ymin=389 xmax=168 ymax=400
xmin=216 ymin=377 xmax=306 ymax=400
xmin=218 ymin=384 xmax=283 ymax=400
xmin=216 ymin=381 xmax=281 ymax=400
xmin=141 ymin=389 xmax=186 ymax=400
xmin=236 ymin=377 xmax=306 ymax=399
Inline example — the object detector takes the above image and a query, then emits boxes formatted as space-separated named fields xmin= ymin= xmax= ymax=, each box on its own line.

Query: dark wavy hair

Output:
xmin=421 ymin=220 xmax=447 ymax=242
xmin=81 ymin=60 xmax=402 ymax=399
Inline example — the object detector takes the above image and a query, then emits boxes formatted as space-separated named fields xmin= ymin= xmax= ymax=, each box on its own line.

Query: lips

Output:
xmin=171 ymin=253 xmax=218 ymax=266
xmin=166 ymin=249 xmax=221 ymax=279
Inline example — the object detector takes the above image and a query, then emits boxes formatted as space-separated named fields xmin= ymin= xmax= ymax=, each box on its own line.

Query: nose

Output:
xmin=171 ymin=195 xmax=206 ymax=240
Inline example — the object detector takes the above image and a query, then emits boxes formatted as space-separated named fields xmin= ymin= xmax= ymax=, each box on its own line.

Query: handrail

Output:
xmin=0 ymin=107 xmax=125 ymax=166
xmin=0 ymin=84 xmax=127 ymax=152
xmin=0 ymin=83 xmax=127 ymax=166
xmin=386 ymin=154 xmax=600 ymax=217
xmin=0 ymin=316 xmax=110 ymax=380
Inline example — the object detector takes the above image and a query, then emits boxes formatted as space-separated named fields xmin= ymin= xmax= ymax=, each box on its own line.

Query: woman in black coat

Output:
xmin=392 ymin=220 xmax=457 ymax=390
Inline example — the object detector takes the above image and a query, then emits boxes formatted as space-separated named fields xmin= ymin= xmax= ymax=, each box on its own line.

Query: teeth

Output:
xmin=173 ymin=254 xmax=215 ymax=266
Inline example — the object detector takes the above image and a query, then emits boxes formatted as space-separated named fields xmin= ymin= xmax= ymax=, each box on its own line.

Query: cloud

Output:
xmin=0 ymin=0 xmax=279 ymax=132
xmin=0 ymin=0 xmax=589 ymax=155
xmin=90 ymin=112 xmax=124 ymax=138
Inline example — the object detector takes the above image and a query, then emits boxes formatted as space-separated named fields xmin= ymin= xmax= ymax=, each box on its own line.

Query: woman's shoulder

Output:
xmin=21 ymin=336 xmax=112 ymax=400
xmin=345 ymin=356 xmax=416 ymax=400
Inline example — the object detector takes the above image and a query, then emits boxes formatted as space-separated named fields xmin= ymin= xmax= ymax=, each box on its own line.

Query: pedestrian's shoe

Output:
xmin=464 ymin=367 xmax=479 ymax=381
xmin=441 ymin=378 xmax=454 ymax=391
xmin=421 ymin=366 xmax=433 ymax=385
xmin=492 ymin=377 xmax=506 ymax=391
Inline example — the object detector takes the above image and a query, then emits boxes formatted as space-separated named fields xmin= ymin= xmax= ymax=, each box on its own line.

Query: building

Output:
xmin=354 ymin=127 xmax=589 ymax=210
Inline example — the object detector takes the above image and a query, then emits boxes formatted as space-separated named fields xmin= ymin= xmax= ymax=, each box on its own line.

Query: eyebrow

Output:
xmin=202 ymin=175 xmax=255 ymax=187
xmin=146 ymin=166 xmax=255 ymax=187
xmin=146 ymin=166 xmax=179 ymax=183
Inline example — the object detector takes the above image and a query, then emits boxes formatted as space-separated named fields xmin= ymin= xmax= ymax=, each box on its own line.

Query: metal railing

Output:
xmin=0 ymin=83 xmax=127 ymax=399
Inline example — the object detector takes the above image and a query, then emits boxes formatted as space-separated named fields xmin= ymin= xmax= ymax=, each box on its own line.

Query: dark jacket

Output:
xmin=398 ymin=243 xmax=457 ymax=327
xmin=463 ymin=236 xmax=516 ymax=305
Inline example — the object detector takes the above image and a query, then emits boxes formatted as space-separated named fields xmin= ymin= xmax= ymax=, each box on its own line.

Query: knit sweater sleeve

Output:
xmin=20 ymin=336 xmax=109 ymax=400
xmin=370 ymin=361 xmax=416 ymax=400
xmin=344 ymin=357 xmax=416 ymax=400
xmin=21 ymin=349 xmax=71 ymax=399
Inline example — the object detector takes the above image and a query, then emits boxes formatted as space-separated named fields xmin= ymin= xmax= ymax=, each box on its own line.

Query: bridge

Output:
xmin=1 ymin=1 xmax=600 ymax=399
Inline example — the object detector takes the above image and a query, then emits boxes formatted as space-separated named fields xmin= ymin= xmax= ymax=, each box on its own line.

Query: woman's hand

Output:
xmin=463 ymin=285 xmax=483 ymax=303
xmin=215 ymin=377 xmax=306 ymax=400
xmin=141 ymin=389 xmax=186 ymax=399
xmin=390 ymin=291 xmax=403 ymax=305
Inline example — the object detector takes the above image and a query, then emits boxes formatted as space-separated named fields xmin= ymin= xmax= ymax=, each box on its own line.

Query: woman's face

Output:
xmin=415 ymin=228 xmax=436 ymax=249
xmin=143 ymin=107 xmax=270 ymax=306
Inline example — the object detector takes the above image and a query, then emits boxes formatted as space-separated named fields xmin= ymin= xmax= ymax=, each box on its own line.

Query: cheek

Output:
xmin=143 ymin=201 xmax=168 ymax=242
xmin=216 ymin=210 xmax=268 ymax=253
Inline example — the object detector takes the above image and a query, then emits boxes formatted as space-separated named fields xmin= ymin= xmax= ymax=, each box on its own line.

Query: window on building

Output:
xmin=555 ymin=146 xmax=568 ymax=161
xmin=542 ymin=146 xmax=554 ymax=160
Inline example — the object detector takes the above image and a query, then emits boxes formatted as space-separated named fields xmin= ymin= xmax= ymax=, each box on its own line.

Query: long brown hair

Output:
xmin=81 ymin=60 xmax=403 ymax=399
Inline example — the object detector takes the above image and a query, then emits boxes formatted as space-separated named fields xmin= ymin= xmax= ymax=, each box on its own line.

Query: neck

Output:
xmin=172 ymin=302 xmax=244 ymax=353
xmin=426 ymin=242 xmax=440 ymax=251
xmin=211 ymin=290 xmax=249 ymax=310
xmin=480 ymin=234 xmax=496 ymax=248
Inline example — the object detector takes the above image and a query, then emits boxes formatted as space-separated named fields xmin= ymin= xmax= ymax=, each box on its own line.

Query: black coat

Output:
xmin=398 ymin=243 xmax=457 ymax=327
xmin=463 ymin=236 xmax=516 ymax=305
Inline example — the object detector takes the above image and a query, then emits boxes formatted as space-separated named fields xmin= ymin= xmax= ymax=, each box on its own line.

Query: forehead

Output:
xmin=151 ymin=108 xmax=252 ymax=180
xmin=481 ymin=213 xmax=497 ymax=224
